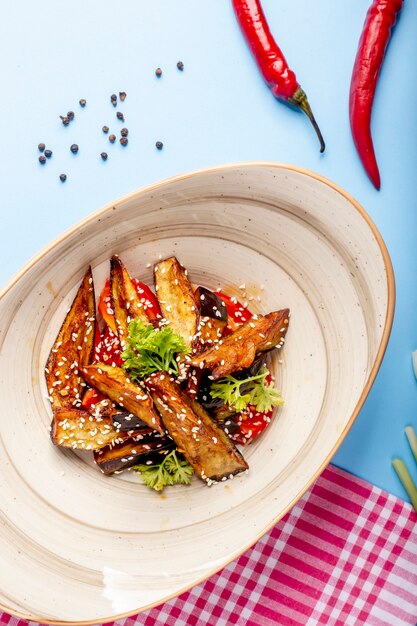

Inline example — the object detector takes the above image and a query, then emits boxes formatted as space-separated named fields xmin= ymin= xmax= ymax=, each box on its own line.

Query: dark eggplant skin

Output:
xmin=112 ymin=412 xmax=152 ymax=433
xmin=94 ymin=436 xmax=174 ymax=475
xmin=222 ymin=417 xmax=240 ymax=437
xmin=195 ymin=287 xmax=228 ymax=323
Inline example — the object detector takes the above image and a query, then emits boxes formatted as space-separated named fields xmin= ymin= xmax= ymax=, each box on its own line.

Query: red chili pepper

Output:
xmin=95 ymin=326 xmax=123 ymax=366
xmin=349 ymin=0 xmax=403 ymax=189
xmin=230 ymin=371 xmax=275 ymax=445
xmin=231 ymin=406 xmax=274 ymax=445
xmin=97 ymin=280 xmax=117 ymax=334
xmin=81 ymin=387 xmax=106 ymax=411
xmin=232 ymin=0 xmax=325 ymax=152
xmin=131 ymin=278 xmax=162 ymax=321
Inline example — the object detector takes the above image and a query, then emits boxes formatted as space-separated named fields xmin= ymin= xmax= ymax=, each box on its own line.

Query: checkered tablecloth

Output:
xmin=3 ymin=465 xmax=417 ymax=626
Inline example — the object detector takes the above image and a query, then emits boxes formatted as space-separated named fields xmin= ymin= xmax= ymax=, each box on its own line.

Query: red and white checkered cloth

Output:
xmin=2 ymin=465 xmax=417 ymax=626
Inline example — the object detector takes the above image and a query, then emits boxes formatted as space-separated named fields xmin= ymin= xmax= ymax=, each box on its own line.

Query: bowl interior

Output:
xmin=0 ymin=163 xmax=393 ymax=623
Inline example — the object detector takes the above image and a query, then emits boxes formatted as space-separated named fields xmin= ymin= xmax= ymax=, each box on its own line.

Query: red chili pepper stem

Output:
xmin=232 ymin=0 xmax=325 ymax=153
xmin=289 ymin=87 xmax=325 ymax=154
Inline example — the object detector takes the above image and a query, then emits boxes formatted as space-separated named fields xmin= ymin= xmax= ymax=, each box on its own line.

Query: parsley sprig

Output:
xmin=122 ymin=319 xmax=190 ymax=380
xmin=133 ymin=450 xmax=194 ymax=491
xmin=210 ymin=366 xmax=284 ymax=413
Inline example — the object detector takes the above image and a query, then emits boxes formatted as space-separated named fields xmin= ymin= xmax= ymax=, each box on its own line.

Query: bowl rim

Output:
xmin=0 ymin=161 xmax=395 ymax=625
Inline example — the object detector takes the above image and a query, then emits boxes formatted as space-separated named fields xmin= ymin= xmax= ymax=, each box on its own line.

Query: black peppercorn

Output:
xmin=177 ymin=61 xmax=184 ymax=71
xmin=111 ymin=94 xmax=117 ymax=106
xmin=121 ymin=128 xmax=128 ymax=137
xmin=120 ymin=137 xmax=128 ymax=146
xmin=60 ymin=116 xmax=70 ymax=126
xmin=70 ymin=144 xmax=79 ymax=154
xmin=101 ymin=152 xmax=108 ymax=161
xmin=109 ymin=134 xmax=116 ymax=143
xmin=67 ymin=111 xmax=75 ymax=120
xmin=155 ymin=67 xmax=162 ymax=77
xmin=59 ymin=173 xmax=67 ymax=182
xmin=38 ymin=143 xmax=45 ymax=152
xmin=79 ymin=99 xmax=87 ymax=107
xmin=116 ymin=112 xmax=124 ymax=122
xmin=102 ymin=125 xmax=109 ymax=133
xmin=155 ymin=141 xmax=163 ymax=150
xmin=44 ymin=149 xmax=53 ymax=158
xmin=39 ymin=155 xmax=46 ymax=164
xmin=119 ymin=91 xmax=127 ymax=101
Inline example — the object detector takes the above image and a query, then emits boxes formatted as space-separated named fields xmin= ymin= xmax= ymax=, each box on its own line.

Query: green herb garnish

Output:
xmin=210 ymin=366 xmax=284 ymax=413
xmin=133 ymin=450 xmax=194 ymax=491
xmin=122 ymin=319 xmax=190 ymax=380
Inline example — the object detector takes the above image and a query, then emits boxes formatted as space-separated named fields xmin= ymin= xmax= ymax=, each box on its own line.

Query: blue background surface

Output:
xmin=1 ymin=0 xmax=417 ymax=500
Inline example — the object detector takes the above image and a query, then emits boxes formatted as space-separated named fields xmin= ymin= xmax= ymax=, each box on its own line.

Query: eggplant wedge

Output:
xmin=94 ymin=435 xmax=174 ymax=475
xmin=110 ymin=256 xmax=157 ymax=347
xmin=189 ymin=309 xmax=290 ymax=379
xmin=147 ymin=373 xmax=248 ymax=483
xmin=45 ymin=267 xmax=96 ymax=410
xmin=195 ymin=287 xmax=228 ymax=352
xmin=154 ymin=256 xmax=198 ymax=349
xmin=81 ymin=363 xmax=164 ymax=433
xmin=50 ymin=407 xmax=148 ymax=451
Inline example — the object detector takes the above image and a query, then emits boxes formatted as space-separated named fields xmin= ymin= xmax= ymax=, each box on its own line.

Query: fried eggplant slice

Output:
xmin=45 ymin=267 xmax=96 ymax=410
xmin=154 ymin=256 xmax=198 ymax=349
xmin=50 ymin=407 xmax=147 ymax=451
xmin=147 ymin=373 xmax=248 ymax=483
xmin=110 ymin=256 xmax=155 ymax=347
xmin=189 ymin=309 xmax=290 ymax=379
xmin=94 ymin=435 xmax=174 ymax=475
xmin=81 ymin=363 xmax=164 ymax=433
xmin=195 ymin=287 xmax=228 ymax=352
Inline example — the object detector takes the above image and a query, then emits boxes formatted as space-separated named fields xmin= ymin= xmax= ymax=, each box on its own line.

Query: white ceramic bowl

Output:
xmin=0 ymin=163 xmax=394 ymax=625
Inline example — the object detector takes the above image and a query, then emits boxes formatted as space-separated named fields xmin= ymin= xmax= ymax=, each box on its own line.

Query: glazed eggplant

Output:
xmin=45 ymin=267 xmax=96 ymax=410
xmin=195 ymin=287 xmax=228 ymax=351
xmin=94 ymin=436 xmax=174 ymax=475
xmin=50 ymin=407 xmax=148 ymax=451
xmin=154 ymin=256 xmax=198 ymax=350
xmin=81 ymin=363 xmax=164 ymax=433
xmin=110 ymin=256 xmax=155 ymax=347
xmin=147 ymin=373 xmax=248 ymax=482
xmin=189 ymin=309 xmax=290 ymax=379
